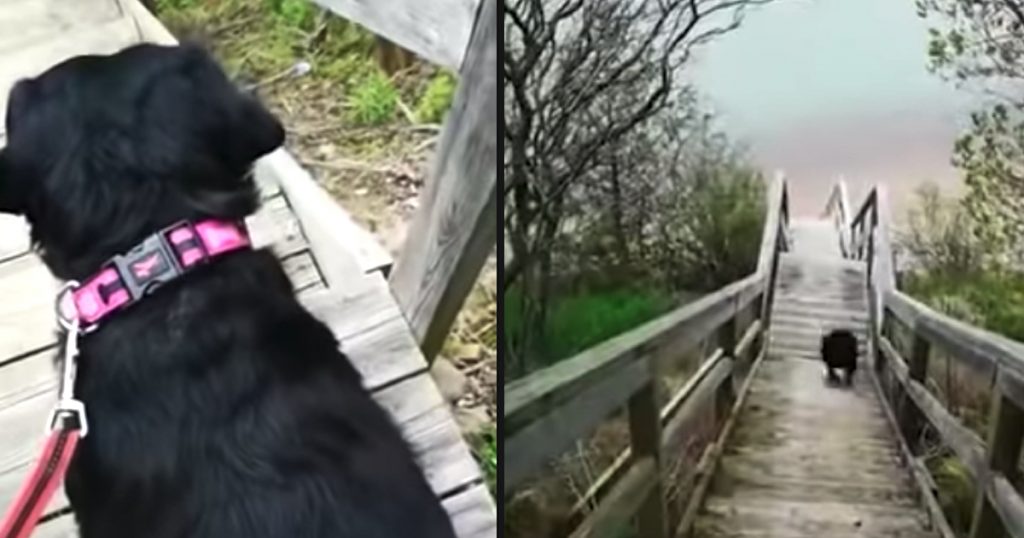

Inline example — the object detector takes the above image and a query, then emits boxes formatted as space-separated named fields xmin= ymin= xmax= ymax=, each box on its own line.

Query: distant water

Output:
xmin=687 ymin=0 xmax=984 ymax=217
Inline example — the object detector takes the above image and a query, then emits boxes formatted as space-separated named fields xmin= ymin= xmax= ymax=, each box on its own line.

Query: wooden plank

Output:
xmin=660 ymin=356 xmax=732 ymax=451
xmin=372 ymin=373 xmax=482 ymax=497
xmin=281 ymin=251 xmax=324 ymax=293
xmin=756 ymin=176 xmax=787 ymax=276
xmin=627 ymin=382 xmax=668 ymax=538
xmin=989 ymin=475 xmax=1024 ymax=538
xmin=969 ymin=392 xmax=1024 ymax=538
xmin=441 ymin=484 xmax=496 ymax=538
xmin=898 ymin=334 xmax=930 ymax=445
xmin=569 ymin=458 xmax=657 ymax=538
xmin=312 ymin=0 xmax=480 ymax=70
xmin=505 ymin=356 xmax=649 ymax=495
xmin=299 ymin=284 xmax=427 ymax=391
xmin=886 ymin=289 xmax=1024 ymax=406
xmin=119 ymin=0 xmax=176 ymax=45
xmin=0 ymin=11 xmax=141 ymax=117
xmin=247 ymin=194 xmax=308 ymax=258
xmin=388 ymin=0 xmax=497 ymax=362
xmin=34 ymin=514 xmax=77 ymax=538
xmin=0 ymin=350 xmax=67 ymax=516
xmin=880 ymin=337 xmax=988 ymax=478
xmin=867 ymin=343 xmax=958 ymax=538
xmin=677 ymin=344 xmax=768 ymax=538
xmin=0 ymin=255 xmax=57 ymax=361
xmin=256 ymin=149 xmax=392 ymax=285
xmin=0 ymin=217 xmax=29 ymax=261
xmin=570 ymin=349 xmax=731 ymax=517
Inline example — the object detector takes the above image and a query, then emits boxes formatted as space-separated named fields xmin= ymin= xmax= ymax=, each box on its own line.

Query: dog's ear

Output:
xmin=0 ymin=148 xmax=26 ymax=214
xmin=178 ymin=44 xmax=284 ymax=168
xmin=223 ymin=89 xmax=285 ymax=166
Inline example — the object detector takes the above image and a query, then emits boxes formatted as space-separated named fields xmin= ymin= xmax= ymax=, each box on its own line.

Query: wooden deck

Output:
xmin=694 ymin=220 xmax=935 ymax=538
xmin=0 ymin=1 xmax=494 ymax=536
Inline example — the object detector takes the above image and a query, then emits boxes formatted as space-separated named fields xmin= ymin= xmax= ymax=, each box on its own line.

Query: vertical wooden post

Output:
xmin=388 ymin=0 xmax=497 ymax=362
xmin=717 ymin=316 xmax=738 ymax=414
xmin=968 ymin=389 xmax=1024 ymax=538
xmin=374 ymin=36 xmax=417 ymax=74
xmin=761 ymin=230 xmax=783 ymax=330
xmin=898 ymin=335 xmax=930 ymax=451
xmin=628 ymin=382 xmax=668 ymax=538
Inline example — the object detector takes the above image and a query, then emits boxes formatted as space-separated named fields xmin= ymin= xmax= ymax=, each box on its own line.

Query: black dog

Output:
xmin=0 ymin=44 xmax=455 ymax=538
xmin=821 ymin=329 xmax=858 ymax=386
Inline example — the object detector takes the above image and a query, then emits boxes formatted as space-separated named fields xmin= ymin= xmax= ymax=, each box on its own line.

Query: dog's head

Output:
xmin=0 ymin=43 xmax=283 ymax=278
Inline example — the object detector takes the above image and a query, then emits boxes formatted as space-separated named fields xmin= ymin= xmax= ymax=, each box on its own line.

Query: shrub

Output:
xmin=415 ymin=71 xmax=457 ymax=123
xmin=471 ymin=427 xmax=497 ymax=496
xmin=265 ymin=0 xmax=314 ymax=28
xmin=348 ymin=70 xmax=398 ymax=125
xmin=505 ymin=286 xmax=674 ymax=378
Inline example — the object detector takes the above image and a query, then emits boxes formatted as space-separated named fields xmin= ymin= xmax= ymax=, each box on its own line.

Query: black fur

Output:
xmin=0 ymin=43 xmax=455 ymax=538
xmin=821 ymin=329 xmax=858 ymax=386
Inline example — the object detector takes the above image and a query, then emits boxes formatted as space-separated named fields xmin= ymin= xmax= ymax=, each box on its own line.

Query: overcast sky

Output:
xmin=686 ymin=0 xmax=985 ymax=217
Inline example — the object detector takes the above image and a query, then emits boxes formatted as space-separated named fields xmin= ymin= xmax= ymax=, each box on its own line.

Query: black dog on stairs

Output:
xmin=821 ymin=329 xmax=858 ymax=386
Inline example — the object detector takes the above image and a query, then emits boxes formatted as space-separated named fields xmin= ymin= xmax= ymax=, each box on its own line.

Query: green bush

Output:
xmin=929 ymin=455 xmax=976 ymax=534
xmin=348 ymin=71 xmax=398 ymax=125
xmin=266 ymin=0 xmax=314 ymax=27
xmin=415 ymin=71 xmax=457 ymax=123
xmin=350 ymin=70 xmax=401 ymax=125
xmin=505 ymin=286 xmax=674 ymax=376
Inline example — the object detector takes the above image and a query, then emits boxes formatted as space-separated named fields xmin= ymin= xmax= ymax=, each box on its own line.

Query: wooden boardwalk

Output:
xmin=0 ymin=1 xmax=494 ymax=536
xmin=694 ymin=220 xmax=934 ymax=538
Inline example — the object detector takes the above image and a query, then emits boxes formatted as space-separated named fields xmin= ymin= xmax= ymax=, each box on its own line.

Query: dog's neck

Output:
xmin=58 ymin=218 xmax=252 ymax=332
xmin=31 ymin=183 xmax=258 ymax=282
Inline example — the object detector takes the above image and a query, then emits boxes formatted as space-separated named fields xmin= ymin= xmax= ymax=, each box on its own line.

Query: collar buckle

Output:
xmin=110 ymin=226 xmax=186 ymax=301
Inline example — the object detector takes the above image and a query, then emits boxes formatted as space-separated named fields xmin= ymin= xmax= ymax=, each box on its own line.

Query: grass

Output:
xmin=506 ymin=286 xmax=675 ymax=375
xmin=415 ymin=71 xmax=457 ymax=123
xmin=471 ymin=426 xmax=497 ymax=496
xmin=348 ymin=70 xmax=399 ymax=125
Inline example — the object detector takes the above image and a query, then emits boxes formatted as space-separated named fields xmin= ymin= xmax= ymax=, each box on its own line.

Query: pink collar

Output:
xmin=57 ymin=219 xmax=251 ymax=332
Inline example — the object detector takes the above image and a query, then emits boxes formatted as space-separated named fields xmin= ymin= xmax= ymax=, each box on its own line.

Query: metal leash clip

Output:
xmin=48 ymin=281 xmax=89 ymax=437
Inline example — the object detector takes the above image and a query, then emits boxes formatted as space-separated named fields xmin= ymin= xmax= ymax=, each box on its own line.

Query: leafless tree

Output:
xmin=503 ymin=0 xmax=769 ymax=373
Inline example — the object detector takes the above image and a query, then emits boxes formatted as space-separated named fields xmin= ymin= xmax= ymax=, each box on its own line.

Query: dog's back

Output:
xmin=821 ymin=329 xmax=858 ymax=371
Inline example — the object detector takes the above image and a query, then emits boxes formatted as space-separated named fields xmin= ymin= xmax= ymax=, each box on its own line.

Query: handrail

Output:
xmin=823 ymin=179 xmax=851 ymax=257
xmin=504 ymin=177 xmax=790 ymax=537
xmin=841 ymin=182 xmax=1024 ymax=538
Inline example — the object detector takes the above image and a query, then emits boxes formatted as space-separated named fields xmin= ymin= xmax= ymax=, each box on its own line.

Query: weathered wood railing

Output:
xmin=312 ymin=0 xmax=496 ymax=363
xmin=834 ymin=182 xmax=1024 ymax=538
xmin=504 ymin=178 xmax=791 ymax=537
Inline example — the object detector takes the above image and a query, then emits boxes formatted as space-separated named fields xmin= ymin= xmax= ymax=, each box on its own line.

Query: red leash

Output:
xmin=0 ymin=305 xmax=87 ymax=538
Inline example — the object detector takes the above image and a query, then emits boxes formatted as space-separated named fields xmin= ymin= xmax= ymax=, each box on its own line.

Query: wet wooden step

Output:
xmin=696 ymin=497 xmax=933 ymax=538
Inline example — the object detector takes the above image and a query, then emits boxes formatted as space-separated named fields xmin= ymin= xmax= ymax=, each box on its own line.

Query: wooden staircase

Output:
xmin=693 ymin=219 xmax=936 ymax=538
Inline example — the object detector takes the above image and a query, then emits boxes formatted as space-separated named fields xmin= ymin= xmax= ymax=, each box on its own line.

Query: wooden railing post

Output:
xmin=898 ymin=334 xmax=930 ymax=451
xmin=968 ymin=390 xmax=1024 ymax=538
xmin=717 ymin=316 xmax=738 ymax=414
xmin=387 ymin=0 xmax=497 ymax=362
xmin=628 ymin=381 xmax=669 ymax=538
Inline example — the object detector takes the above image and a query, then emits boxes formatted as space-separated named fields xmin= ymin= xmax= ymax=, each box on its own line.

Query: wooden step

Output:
xmin=771 ymin=306 xmax=870 ymax=323
xmin=0 ymin=0 xmax=122 ymax=54
xmin=696 ymin=497 xmax=933 ymax=538
xmin=773 ymin=295 xmax=868 ymax=311
xmin=709 ymin=471 xmax=919 ymax=507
